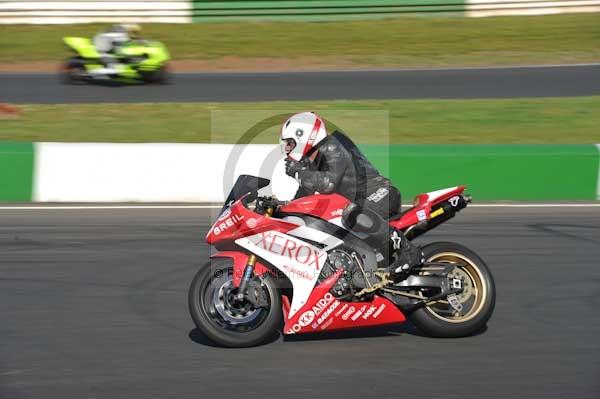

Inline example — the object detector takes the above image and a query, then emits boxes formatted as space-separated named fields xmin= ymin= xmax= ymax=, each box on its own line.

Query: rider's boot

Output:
xmin=340 ymin=203 xmax=424 ymax=283
xmin=387 ymin=229 xmax=424 ymax=282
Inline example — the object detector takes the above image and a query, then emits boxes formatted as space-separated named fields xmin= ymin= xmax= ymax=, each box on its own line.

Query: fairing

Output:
xmin=206 ymin=198 xmax=297 ymax=246
xmin=63 ymin=37 xmax=100 ymax=58
xmin=283 ymin=270 xmax=406 ymax=334
xmin=235 ymin=229 xmax=331 ymax=316
xmin=391 ymin=186 xmax=466 ymax=230
xmin=279 ymin=193 xmax=351 ymax=221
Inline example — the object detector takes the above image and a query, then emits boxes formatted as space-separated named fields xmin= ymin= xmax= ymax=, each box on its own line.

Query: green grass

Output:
xmin=1 ymin=97 xmax=599 ymax=143
xmin=1 ymin=13 xmax=599 ymax=67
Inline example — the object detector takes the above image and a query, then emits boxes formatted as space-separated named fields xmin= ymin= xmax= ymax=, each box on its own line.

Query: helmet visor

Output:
xmin=280 ymin=138 xmax=296 ymax=156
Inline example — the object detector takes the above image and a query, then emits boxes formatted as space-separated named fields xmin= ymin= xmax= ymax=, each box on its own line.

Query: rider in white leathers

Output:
xmin=92 ymin=24 xmax=141 ymax=72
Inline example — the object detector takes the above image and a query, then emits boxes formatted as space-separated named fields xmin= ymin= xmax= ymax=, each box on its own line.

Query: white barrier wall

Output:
xmin=11 ymin=142 xmax=600 ymax=202
xmin=0 ymin=1 xmax=192 ymax=24
xmin=467 ymin=0 xmax=600 ymax=17
xmin=33 ymin=143 xmax=299 ymax=202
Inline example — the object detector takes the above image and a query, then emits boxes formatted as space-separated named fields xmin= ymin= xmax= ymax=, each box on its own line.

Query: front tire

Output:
xmin=409 ymin=242 xmax=495 ymax=337
xmin=188 ymin=258 xmax=282 ymax=347
xmin=142 ymin=65 xmax=170 ymax=84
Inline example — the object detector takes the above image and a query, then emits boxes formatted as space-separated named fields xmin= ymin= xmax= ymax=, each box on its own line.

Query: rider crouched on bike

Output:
xmin=92 ymin=24 xmax=141 ymax=68
xmin=281 ymin=112 xmax=424 ymax=282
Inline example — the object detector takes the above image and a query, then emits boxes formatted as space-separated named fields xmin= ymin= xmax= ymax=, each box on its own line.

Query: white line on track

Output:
xmin=0 ymin=204 xmax=599 ymax=210
xmin=7 ymin=63 xmax=595 ymax=77
xmin=174 ymin=63 xmax=600 ymax=75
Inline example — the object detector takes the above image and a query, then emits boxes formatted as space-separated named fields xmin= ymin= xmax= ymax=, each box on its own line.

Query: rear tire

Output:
xmin=409 ymin=242 xmax=495 ymax=338
xmin=188 ymin=258 xmax=282 ymax=347
xmin=61 ymin=60 xmax=87 ymax=85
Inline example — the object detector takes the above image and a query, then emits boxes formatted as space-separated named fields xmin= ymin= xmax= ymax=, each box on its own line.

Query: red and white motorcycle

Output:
xmin=189 ymin=175 xmax=495 ymax=347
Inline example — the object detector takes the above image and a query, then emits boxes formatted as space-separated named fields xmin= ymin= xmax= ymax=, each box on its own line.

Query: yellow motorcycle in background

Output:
xmin=61 ymin=36 xmax=171 ymax=84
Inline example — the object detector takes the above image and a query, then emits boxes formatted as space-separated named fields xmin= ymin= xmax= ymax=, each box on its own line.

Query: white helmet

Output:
xmin=280 ymin=112 xmax=327 ymax=161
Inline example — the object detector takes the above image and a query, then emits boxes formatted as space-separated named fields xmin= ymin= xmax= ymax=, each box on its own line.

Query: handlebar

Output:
xmin=255 ymin=196 xmax=288 ymax=214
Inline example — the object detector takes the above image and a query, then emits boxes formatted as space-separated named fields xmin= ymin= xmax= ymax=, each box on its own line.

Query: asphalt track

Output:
xmin=1 ymin=207 xmax=599 ymax=399
xmin=2 ymin=64 xmax=600 ymax=103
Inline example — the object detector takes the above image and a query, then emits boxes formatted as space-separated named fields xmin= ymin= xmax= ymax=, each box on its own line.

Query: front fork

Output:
xmin=236 ymin=206 xmax=273 ymax=301
xmin=236 ymin=254 xmax=257 ymax=301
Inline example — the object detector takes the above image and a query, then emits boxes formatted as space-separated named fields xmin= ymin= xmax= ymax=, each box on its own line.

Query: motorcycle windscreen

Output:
xmin=221 ymin=175 xmax=270 ymax=214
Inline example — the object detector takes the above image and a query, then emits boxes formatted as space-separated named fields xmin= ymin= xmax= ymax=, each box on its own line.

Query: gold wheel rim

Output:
xmin=424 ymin=252 xmax=487 ymax=323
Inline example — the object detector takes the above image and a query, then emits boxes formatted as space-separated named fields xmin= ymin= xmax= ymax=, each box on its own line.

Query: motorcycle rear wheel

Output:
xmin=188 ymin=258 xmax=282 ymax=347
xmin=408 ymin=241 xmax=495 ymax=337
xmin=61 ymin=60 xmax=87 ymax=85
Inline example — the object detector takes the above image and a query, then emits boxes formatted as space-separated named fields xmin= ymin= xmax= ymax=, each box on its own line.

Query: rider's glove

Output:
xmin=285 ymin=158 xmax=306 ymax=178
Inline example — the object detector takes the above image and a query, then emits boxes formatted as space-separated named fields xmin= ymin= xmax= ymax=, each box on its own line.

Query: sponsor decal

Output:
xmin=311 ymin=293 xmax=335 ymax=316
xmin=286 ymin=300 xmax=389 ymax=334
xmin=287 ymin=292 xmax=335 ymax=333
xmin=416 ymin=209 xmax=427 ymax=221
xmin=430 ymin=207 xmax=444 ymax=218
xmin=362 ymin=305 xmax=378 ymax=320
xmin=319 ymin=318 xmax=334 ymax=331
xmin=254 ymin=232 xmax=326 ymax=270
xmin=315 ymin=300 xmax=340 ymax=326
xmin=245 ymin=218 xmax=257 ymax=229
xmin=298 ymin=310 xmax=315 ymax=327
xmin=351 ymin=305 xmax=366 ymax=321
xmin=342 ymin=306 xmax=356 ymax=321
xmin=213 ymin=214 xmax=244 ymax=235
xmin=367 ymin=187 xmax=389 ymax=203
xmin=391 ymin=231 xmax=402 ymax=250
xmin=217 ymin=207 xmax=231 ymax=221
xmin=335 ymin=303 xmax=349 ymax=318
xmin=449 ymin=196 xmax=460 ymax=207
xmin=373 ymin=304 xmax=386 ymax=318
xmin=330 ymin=208 xmax=343 ymax=217
xmin=283 ymin=264 xmax=312 ymax=280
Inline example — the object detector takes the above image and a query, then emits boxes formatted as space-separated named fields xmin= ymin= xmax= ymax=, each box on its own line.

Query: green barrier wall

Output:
xmin=0 ymin=143 xmax=598 ymax=202
xmin=0 ymin=143 xmax=34 ymax=202
xmin=191 ymin=0 xmax=467 ymax=22
xmin=361 ymin=145 xmax=600 ymax=201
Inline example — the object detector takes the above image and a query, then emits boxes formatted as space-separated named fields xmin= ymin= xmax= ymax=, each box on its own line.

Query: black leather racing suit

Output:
xmin=289 ymin=131 xmax=423 ymax=275
xmin=293 ymin=131 xmax=399 ymax=216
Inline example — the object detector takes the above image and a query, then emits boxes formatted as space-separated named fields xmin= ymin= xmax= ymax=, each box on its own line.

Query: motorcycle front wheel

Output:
xmin=408 ymin=241 xmax=496 ymax=337
xmin=141 ymin=65 xmax=170 ymax=84
xmin=188 ymin=258 xmax=282 ymax=347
